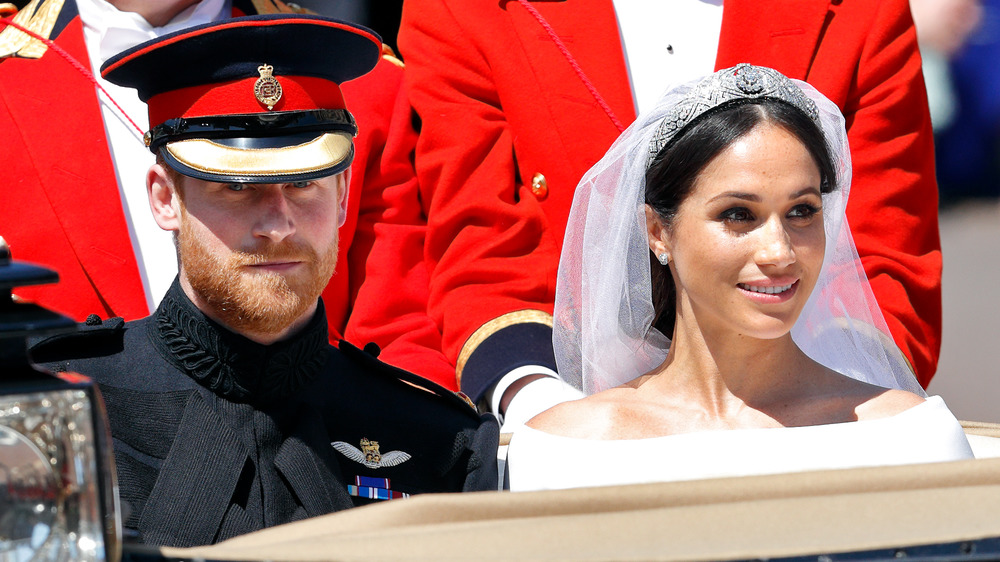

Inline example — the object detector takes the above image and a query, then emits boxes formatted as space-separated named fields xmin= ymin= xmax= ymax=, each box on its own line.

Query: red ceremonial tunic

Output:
xmin=399 ymin=0 xmax=942 ymax=397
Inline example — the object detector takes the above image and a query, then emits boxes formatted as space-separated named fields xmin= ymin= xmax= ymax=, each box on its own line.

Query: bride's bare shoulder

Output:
xmin=852 ymin=386 xmax=927 ymax=421
xmin=525 ymin=391 xmax=626 ymax=439
xmin=813 ymin=369 xmax=927 ymax=422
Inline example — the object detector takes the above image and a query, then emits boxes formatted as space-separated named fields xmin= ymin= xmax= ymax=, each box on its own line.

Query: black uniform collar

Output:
xmin=151 ymin=279 xmax=329 ymax=404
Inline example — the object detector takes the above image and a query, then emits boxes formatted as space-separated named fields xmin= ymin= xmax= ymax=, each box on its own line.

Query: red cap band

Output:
xmin=147 ymin=75 xmax=346 ymax=127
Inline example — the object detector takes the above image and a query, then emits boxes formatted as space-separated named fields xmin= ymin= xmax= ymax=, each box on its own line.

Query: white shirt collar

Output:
xmin=76 ymin=0 xmax=229 ymax=65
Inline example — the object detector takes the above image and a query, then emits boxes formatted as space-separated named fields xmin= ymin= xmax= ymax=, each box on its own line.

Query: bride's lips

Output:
xmin=737 ymin=279 xmax=799 ymax=303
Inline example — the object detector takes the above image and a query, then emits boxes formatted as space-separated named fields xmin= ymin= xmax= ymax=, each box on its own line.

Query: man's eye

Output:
xmin=226 ymin=183 xmax=246 ymax=192
xmin=290 ymin=180 xmax=310 ymax=188
xmin=720 ymin=208 xmax=754 ymax=222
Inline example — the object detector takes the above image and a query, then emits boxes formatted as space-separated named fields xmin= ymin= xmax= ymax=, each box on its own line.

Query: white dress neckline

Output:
xmin=506 ymin=396 xmax=974 ymax=491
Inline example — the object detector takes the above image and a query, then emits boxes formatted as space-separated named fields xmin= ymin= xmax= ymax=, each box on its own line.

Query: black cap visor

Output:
xmin=154 ymin=109 xmax=357 ymax=184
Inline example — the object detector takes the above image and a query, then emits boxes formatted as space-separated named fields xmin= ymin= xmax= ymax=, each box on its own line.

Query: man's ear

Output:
xmin=337 ymin=169 xmax=351 ymax=228
xmin=644 ymin=204 xmax=671 ymax=257
xmin=148 ymin=164 xmax=181 ymax=232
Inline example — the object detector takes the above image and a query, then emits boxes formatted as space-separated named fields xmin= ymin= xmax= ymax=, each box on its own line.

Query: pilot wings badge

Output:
xmin=332 ymin=438 xmax=412 ymax=469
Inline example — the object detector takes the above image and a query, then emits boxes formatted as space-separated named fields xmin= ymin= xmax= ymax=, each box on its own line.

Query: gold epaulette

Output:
xmin=283 ymin=2 xmax=314 ymax=14
xmin=381 ymin=44 xmax=404 ymax=68
xmin=249 ymin=0 xmax=312 ymax=15
xmin=0 ymin=0 xmax=64 ymax=59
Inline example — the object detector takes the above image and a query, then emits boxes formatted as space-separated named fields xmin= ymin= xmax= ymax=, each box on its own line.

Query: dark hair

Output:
xmin=644 ymin=98 xmax=836 ymax=336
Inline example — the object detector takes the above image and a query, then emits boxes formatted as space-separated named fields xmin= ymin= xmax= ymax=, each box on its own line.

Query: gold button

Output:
xmin=530 ymin=173 xmax=548 ymax=200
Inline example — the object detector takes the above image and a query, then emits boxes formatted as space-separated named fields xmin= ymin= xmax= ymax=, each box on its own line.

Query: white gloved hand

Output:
xmin=500 ymin=376 xmax=585 ymax=435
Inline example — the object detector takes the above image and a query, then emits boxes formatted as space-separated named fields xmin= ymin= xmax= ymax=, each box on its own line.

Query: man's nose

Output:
xmin=252 ymin=186 xmax=295 ymax=242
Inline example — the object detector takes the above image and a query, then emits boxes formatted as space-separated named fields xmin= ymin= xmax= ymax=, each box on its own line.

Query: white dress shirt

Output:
xmin=76 ymin=0 xmax=229 ymax=311
xmin=613 ymin=0 xmax=723 ymax=114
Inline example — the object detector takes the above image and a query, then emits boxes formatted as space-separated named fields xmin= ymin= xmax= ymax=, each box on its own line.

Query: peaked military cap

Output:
xmin=100 ymin=14 xmax=381 ymax=183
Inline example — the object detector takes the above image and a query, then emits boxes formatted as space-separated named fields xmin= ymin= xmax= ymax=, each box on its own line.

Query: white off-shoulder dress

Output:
xmin=506 ymin=396 xmax=974 ymax=491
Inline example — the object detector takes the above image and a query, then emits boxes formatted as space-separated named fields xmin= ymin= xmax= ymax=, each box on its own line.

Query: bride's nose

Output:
xmin=754 ymin=216 xmax=796 ymax=269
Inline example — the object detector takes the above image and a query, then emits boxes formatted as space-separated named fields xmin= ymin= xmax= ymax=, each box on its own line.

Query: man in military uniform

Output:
xmin=0 ymin=0 xmax=456 ymax=387
xmin=31 ymin=15 xmax=498 ymax=548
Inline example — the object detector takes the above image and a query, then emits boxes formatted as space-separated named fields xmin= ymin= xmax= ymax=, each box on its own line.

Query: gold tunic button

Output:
xmin=530 ymin=173 xmax=548 ymax=200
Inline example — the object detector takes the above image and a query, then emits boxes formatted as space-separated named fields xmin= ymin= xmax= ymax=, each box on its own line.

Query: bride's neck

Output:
xmin=645 ymin=314 xmax=818 ymax=413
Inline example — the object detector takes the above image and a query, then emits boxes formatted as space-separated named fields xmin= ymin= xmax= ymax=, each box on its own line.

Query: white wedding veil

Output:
xmin=553 ymin=64 xmax=924 ymax=397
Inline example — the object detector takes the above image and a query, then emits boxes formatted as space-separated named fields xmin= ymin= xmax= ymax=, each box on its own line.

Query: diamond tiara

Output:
xmin=646 ymin=64 xmax=820 ymax=169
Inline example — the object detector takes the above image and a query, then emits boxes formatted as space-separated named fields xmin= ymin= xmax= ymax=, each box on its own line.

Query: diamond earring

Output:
xmin=657 ymin=252 xmax=670 ymax=265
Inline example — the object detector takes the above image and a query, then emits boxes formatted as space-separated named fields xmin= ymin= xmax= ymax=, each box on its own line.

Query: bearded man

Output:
xmin=30 ymin=15 xmax=498 ymax=548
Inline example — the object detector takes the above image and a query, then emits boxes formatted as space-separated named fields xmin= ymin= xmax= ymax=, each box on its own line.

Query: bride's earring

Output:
xmin=657 ymin=252 xmax=670 ymax=265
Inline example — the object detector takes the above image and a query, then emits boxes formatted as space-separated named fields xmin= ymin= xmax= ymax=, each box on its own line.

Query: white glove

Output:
xmin=499 ymin=375 xmax=585 ymax=434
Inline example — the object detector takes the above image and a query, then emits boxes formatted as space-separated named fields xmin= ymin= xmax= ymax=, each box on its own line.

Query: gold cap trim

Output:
xmin=164 ymin=131 xmax=352 ymax=178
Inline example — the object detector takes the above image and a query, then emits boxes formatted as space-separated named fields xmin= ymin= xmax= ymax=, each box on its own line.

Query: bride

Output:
xmin=506 ymin=64 xmax=973 ymax=491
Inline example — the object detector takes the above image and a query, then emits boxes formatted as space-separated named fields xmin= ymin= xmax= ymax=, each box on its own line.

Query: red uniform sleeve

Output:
xmin=340 ymin=55 xmax=458 ymax=389
xmin=399 ymin=0 xmax=561 ymax=398
xmin=840 ymin=0 xmax=942 ymax=386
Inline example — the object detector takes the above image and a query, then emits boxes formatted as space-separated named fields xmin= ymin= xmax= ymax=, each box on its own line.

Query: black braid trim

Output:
xmin=151 ymin=280 xmax=329 ymax=404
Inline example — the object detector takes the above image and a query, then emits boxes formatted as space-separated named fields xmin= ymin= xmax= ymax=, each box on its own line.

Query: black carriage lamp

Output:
xmin=0 ymin=236 xmax=121 ymax=562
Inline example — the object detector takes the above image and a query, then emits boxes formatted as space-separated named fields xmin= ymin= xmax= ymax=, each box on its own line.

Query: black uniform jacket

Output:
xmin=31 ymin=280 xmax=498 ymax=548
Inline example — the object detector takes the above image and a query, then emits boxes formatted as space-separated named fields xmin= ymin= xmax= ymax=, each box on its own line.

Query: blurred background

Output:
xmin=910 ymin=0 xmax=1000 ymax=421
xmin=5 ymin=0 xmax=998 ymax=420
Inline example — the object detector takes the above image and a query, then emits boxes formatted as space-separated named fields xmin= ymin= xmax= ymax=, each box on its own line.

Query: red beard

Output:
xmin=178 ymin=226 xmax=337 ymax=336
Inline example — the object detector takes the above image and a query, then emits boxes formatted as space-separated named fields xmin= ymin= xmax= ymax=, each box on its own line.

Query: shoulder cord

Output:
xmin=515 ymin=0 xmax=626 ymax=134
xmin=0 ymin=16 xmax=145 ymax=137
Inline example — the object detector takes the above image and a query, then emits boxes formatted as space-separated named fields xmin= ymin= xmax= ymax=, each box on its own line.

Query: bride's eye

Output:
xmin=788 ymin=204 xmax=821 ymax=220
xmin=720 ymin=207 xmax=754 ymax=223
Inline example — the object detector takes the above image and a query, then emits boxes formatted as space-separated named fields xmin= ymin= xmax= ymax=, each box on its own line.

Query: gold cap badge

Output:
xmin=254 ymin=63 xmax=283 ymax=110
